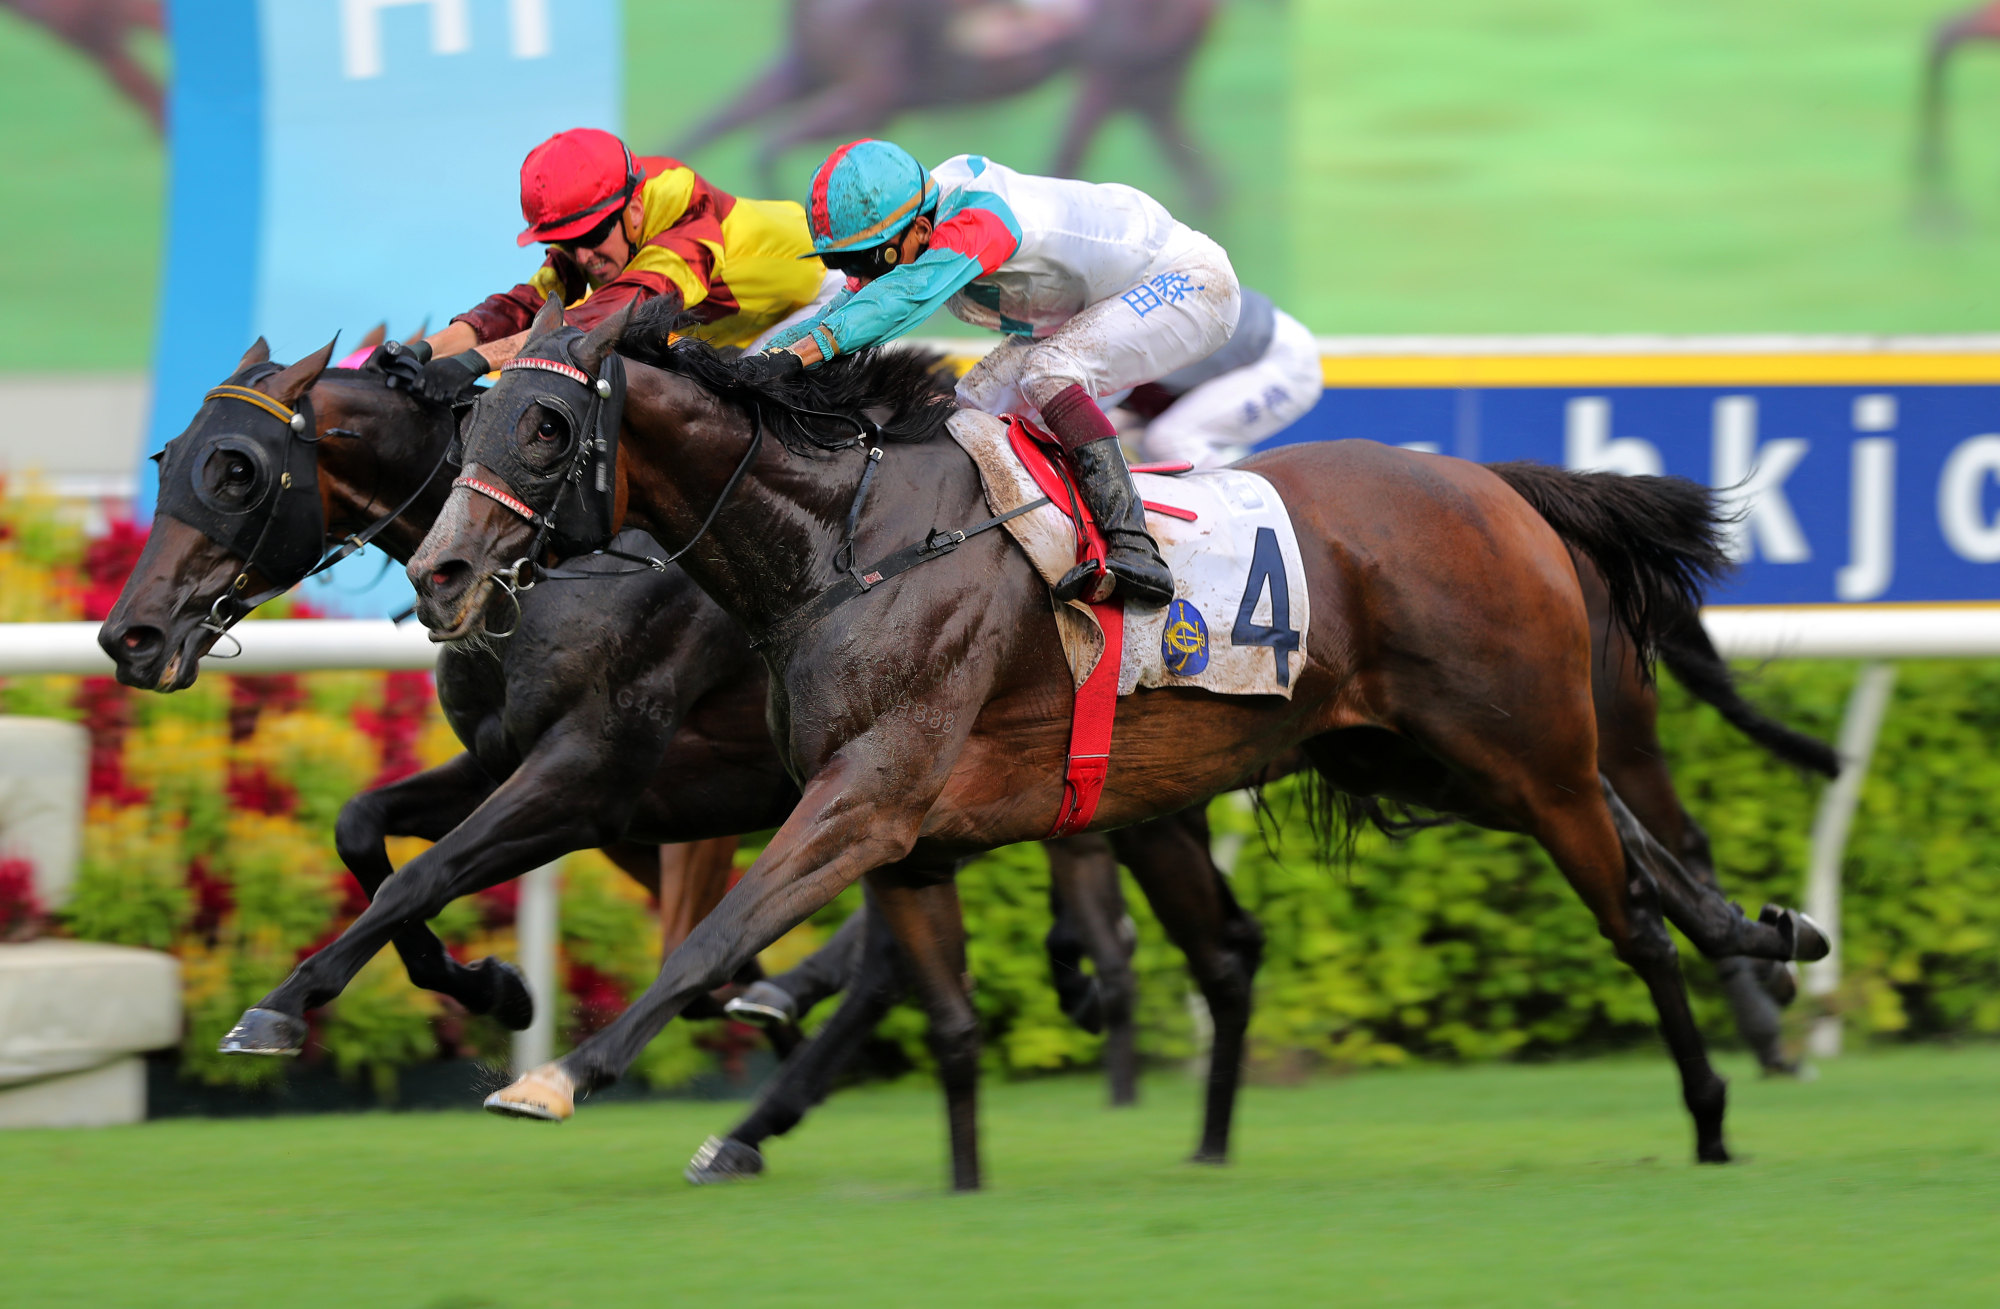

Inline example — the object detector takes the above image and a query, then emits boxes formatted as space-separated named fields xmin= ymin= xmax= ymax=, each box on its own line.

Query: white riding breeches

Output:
xmin=1138 ymin=308 xmax=1325 ymax=469
xmin=954 ymin=224 xmax=1241 ymax=422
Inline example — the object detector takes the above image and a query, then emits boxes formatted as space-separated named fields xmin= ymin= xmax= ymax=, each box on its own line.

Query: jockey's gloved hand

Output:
xmin=366 ymin=338 xmax=429 ymax=393
xmin=736 ymin=346 xmax=805 ymax=389
xmin=418 ymin=349 xmax=491 ymax=405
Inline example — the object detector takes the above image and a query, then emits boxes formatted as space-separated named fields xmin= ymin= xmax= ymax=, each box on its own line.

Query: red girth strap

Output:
xmin=1048 ymin=596 xmax=1124 ymax=838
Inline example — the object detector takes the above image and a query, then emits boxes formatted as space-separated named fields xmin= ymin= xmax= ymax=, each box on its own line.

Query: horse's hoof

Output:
xmin=480 ymin=958 xmax=535 ymax=1032
xmin=218 ymin=1007 xmax=307 ymax=1056
xmin=1060 ymin=978 xmax=1106 ymax=1035
xmin=722 ymin=981 xmax=796 ymax=1030
xmin=1696 ymin=1141 xmax=1733 ymax=1165
xmin=684 ymin=1135 xmax=765 ymax=1185
xmin=1189 ymin=1149 xmax=1229 ymax=1166
xmin=1761 ymin=904 xmax=1830 ymax=963
xmin=483 ymin=1064 xmax=575 ymax=1121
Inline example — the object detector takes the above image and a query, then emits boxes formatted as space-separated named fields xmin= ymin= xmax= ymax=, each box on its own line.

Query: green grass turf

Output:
xmin=2 ymin=1046 xmax=1996 ymax=1306
xmin=1293 ymin=0 xmax=2000 ymax=333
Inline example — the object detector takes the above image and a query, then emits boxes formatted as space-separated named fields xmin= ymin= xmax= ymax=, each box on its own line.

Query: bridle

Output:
xmin=153 ymin=360 xmax=454 ymax=656
xmin=450 ymin=330 xmax=779 ymax=636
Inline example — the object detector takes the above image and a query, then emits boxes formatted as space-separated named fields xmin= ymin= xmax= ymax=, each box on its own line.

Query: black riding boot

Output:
xmin=1055 ymin=437 xmax=1175 ymax=608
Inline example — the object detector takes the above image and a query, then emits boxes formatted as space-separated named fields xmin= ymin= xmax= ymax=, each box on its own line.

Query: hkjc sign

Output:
xmin=1269 ymin=343 xmax=2000 ymax=607
xmin=145 ymin=0 xmax=619 ymax=611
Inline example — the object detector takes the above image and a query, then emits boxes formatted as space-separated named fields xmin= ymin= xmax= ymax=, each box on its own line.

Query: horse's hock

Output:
xmin=0 ymin=718 xmax=181 ymax=1128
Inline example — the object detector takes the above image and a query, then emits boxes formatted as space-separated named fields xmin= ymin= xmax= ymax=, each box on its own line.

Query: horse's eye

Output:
xmin=223 ymin=457 xmax=252 ymax=485
xmin=536 ymin=419 xmax=562 ymax=442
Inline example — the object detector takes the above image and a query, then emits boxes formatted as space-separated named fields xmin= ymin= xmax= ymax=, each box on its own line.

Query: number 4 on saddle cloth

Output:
xmin=946 ymin=411 xmax=1312 ymax=835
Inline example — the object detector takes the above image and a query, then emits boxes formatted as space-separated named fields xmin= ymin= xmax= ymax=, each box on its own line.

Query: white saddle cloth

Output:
xmin=946 ymin=410 xmax=1310 ymax=698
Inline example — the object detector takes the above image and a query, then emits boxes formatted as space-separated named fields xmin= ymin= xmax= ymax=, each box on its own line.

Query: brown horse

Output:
xmin=385 ymin=297 xmax=1824 ymax=1186
xmin=673 ymin=0 xmax=1220 ymax=209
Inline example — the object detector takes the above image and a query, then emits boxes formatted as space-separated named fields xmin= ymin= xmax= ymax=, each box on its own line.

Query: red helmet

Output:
xmin=516 ymin=127 xmax=642 ymax=248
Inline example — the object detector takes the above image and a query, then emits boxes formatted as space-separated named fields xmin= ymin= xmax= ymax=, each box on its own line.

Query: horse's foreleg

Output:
xmin=221 ymin=746 xmax=624 ymax=1055
xmin=329 ymin=754 xmax=530 ymax=1026
xmin=865 ymin=865 xmax=981 ymax=1192
xmin=497 ymin=764 xmax=932 ymax=1117
xmin=1044 ymin=833 xmax=1138 ymax=1105
xmin=687 ymin=892 xmax=908 ymax=1185
xmin=1114 ymin=805 xmax=1262 ymax=1164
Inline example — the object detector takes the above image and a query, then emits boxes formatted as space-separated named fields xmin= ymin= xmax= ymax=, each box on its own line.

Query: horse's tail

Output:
xmin=1486 ymin=461 xmax=1840 ymax=775
xmin=1655 ymin=600 xmax=1842 ymax=777
xmin=1485 ymin=461 xmax=1731 ymax=677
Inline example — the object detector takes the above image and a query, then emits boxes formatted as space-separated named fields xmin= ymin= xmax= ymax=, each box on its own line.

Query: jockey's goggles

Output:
xmin=549 ymin=207 xmax=624 ymax=254
xmin=818 ymin=233 xmax=910 ymax=279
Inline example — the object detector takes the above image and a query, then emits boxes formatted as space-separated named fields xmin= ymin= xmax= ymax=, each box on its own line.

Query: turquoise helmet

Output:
xmin=804 ymin=139 xmax=938 ymax=257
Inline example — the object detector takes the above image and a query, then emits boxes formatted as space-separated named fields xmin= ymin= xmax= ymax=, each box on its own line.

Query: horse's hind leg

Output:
xmin=1531 ymin=788 xmax=1733 ymax=1163
xmin=1600 ymin=779 xmax=1827 ymax=967
xmin=329 ymin=754 xmax=532 ymax=1031
xmin=1114 ymin=805 xmax=1263 ymax=1165
xmin=864 ymin=863 xmax=982 ymax=1192
xmin=1045 ymin=833 xmax=1139 ymax=1105
xmin=688 ymin=893 xmax=907 ymax=1185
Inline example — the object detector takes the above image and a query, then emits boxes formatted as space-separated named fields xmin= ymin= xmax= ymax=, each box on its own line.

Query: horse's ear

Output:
xmin=268 ymin=336 xmax=339 ymax=406
xmin=234 ymin=337 xmax=271 ymax=374
xmin=576 ymin=301 xmax=635 ymax=374
xmin=526 ymin=294 xmax=565 ymax=345
xmin=359 ymin=322 xmax=387 ymax=350
xmin=401 ymin=318 xmax=430 ymax=346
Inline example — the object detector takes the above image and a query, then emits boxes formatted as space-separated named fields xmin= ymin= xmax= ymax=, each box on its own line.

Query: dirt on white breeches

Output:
xmin=1139 ymin=309 xmax=1325 ymax=469
xmin=954 ymin=224 xmax=1242 ymax=422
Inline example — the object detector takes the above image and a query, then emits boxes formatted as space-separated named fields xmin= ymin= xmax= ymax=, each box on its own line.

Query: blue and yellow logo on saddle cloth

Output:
xmin=1161 ymin=598 xmax=1210 ymax=677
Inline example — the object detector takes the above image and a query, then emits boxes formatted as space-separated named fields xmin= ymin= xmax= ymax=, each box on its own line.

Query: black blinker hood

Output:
xmin=466 ymin=326 xmax=626 ymax=560
xmin=153 ymin=361 xmax=326 ymax=590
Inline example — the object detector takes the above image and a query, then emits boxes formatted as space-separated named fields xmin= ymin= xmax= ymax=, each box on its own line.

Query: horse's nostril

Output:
xmin=431 ymin=571 xmax=452 ymax=587
xmin=123 ymin=634 xmax=143 ymax=649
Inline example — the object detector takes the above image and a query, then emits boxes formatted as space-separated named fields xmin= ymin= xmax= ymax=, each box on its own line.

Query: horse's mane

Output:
xmin=616 ymin=298 xmax=958 ymax=455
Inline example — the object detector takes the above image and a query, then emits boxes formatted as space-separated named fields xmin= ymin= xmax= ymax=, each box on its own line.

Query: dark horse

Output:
xmin=674 ymin=0 xmax=1221 ymax=210
xmin=97 ymin=341 xmax=1255 ymax=1149
xmin=387 ymin=297 xmax=1828 ymax=1186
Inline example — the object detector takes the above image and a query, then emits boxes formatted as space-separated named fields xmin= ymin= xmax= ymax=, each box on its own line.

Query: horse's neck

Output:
xmin=316 ymin=382 xmax=453 ymax=566
xmin=620 ymin=373 xmax=859 ymax=633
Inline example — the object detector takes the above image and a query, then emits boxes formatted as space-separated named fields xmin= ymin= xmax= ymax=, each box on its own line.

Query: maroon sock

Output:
xmin=1040 ymin=383 xmax=1117 ymax=453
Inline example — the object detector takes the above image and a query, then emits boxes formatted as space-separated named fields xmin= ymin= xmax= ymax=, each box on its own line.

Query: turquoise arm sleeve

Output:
xmin=762 ymin=284 xmax=855 ymax=352
xmin=803 ymin=247 xmax=986 ymax=361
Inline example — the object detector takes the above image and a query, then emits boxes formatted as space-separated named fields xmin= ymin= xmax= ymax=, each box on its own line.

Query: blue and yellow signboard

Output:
xmin=1269 ymin=347 xmax=2000 ymax=606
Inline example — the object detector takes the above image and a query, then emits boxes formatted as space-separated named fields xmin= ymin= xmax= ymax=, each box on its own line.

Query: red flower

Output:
xmin=474 ymin=879 xmax=519 ymax=929
xmin=565 ymin=960 xmax=628 ymax=1036
xmin=185 ymin=856 xmax=234 ymax=941
xmin=0 ymin=857 xmax=41 ymax=940
xmin=354 ymin=670 xmax=434 ymax=787
xmin=228 ymin=674 xmax=305 ymax=744
xmin=80 ymin=518 xmax=148 ymax=621
xmin=74 ymin=677 xmax=147 ymax=805
xmin=224 ymin=764 xmax=297 ymax=817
